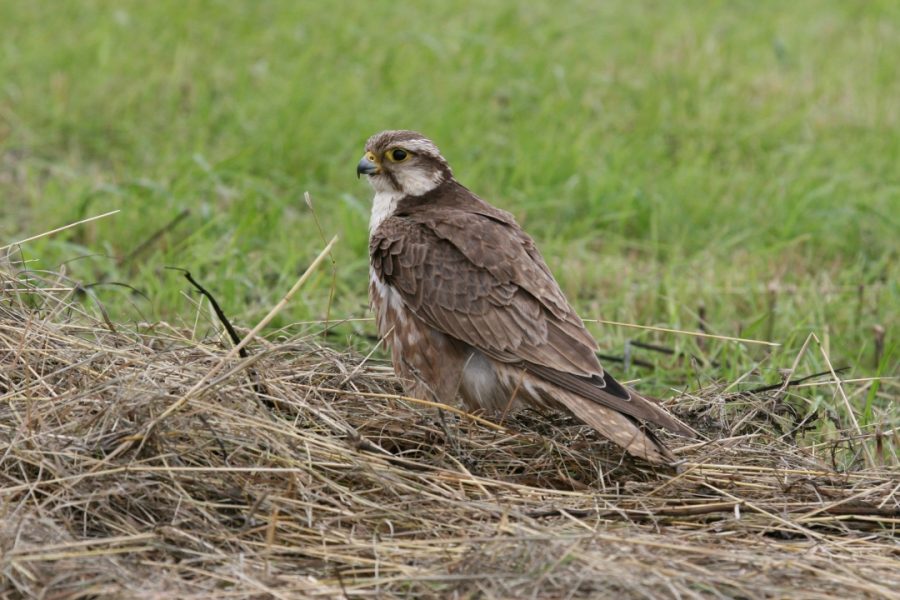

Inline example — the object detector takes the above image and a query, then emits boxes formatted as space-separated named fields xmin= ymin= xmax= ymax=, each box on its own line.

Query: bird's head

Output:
xmin=357 ymin=130 xmax=453 ymax=196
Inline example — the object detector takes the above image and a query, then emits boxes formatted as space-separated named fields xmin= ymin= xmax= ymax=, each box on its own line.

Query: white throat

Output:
xmin=366 ymin=166 xmax=444 ymax=234
xmin=369 ymin=190 xmax=403 ymax=234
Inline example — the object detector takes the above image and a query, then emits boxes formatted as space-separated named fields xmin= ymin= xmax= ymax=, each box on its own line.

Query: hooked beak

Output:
xmin=356 ymin=154 xmax=380 ymax=178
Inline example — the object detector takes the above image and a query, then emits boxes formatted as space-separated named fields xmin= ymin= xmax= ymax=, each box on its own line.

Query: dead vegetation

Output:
xmin=1 ymin=261 xmax=898 ymax=599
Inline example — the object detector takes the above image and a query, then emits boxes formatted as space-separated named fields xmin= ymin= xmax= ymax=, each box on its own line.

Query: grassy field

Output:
xmin=1 ymin=1 xmax=897 ymax=427
xmin=1 ymin=3 xmax=899 ymax=597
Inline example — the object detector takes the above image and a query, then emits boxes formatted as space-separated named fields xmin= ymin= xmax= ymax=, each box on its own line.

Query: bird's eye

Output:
xmin=388 ymin=148 xmax=408 ymax=162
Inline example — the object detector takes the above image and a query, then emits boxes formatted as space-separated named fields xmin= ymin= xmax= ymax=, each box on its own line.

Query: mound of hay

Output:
xmin=1 ymin=264 xmax=898 ymax=599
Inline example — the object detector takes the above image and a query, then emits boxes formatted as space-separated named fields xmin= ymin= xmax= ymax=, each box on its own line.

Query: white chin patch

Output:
xmin=366 ymin=165 xmax=445 ymax=233
xmin=366 ymin=169 xmax=442 ymax=196
xmin=366 ymin=174 xmax=394 ymax=194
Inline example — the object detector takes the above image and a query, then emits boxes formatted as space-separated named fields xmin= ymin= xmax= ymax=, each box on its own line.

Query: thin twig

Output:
xmin=1 ymin=210 xmax=121 ymax=252
xmin=585 ymin=318 xmax=780 ymax=346
xmin=124 ymin=236 xmax=338 ymax=454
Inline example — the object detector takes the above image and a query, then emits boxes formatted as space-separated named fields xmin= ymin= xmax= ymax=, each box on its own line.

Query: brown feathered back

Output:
xmin=370 ymin=179 xmax=694 ymax=437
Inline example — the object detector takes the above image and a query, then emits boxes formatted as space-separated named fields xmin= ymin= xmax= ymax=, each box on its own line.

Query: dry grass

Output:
xmin=1 ymin=261 xmax=898 ymax=600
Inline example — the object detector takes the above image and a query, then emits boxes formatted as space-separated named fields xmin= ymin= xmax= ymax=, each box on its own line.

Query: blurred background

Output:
xmin=0 ymin=1 xmax=896 ymax=399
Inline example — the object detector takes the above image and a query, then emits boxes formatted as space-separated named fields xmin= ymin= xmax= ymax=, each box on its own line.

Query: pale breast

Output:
xmin=369 ymin=268 xmax=406 ymax=339
xmin=370 ymin=267 xmax=479 ymax=404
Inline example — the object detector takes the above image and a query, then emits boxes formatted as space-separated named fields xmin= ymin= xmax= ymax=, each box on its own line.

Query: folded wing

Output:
xmin=370 ymin=187 xmax=693 ymax=437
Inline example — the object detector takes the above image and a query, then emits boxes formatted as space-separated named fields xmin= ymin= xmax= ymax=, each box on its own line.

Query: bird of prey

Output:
xmin=357 ymin=130 xmax=693 ymax=464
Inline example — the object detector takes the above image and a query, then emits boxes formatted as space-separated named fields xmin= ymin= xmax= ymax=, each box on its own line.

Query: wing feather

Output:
xmin=370 ymin=182 xmax=693 ymax=436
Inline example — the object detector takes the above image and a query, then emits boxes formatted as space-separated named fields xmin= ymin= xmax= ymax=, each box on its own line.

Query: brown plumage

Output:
xmin=358 ymin=130 xmax=694 ymax=464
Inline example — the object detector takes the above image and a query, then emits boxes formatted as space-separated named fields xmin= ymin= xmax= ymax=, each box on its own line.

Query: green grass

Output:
xmin=1 ymin=1 xmax=896 ymax=435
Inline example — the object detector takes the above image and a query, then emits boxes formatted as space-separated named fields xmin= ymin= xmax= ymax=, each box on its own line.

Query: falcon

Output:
xmin=357 ymin=130 xmax=693 ymax=464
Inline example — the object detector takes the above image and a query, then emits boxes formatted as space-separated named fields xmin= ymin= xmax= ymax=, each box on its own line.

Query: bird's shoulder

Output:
xmin=368 ymin=178 xmax=601 ymax=366
xmin=370 ymin=180 xmax=563 ymax=306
